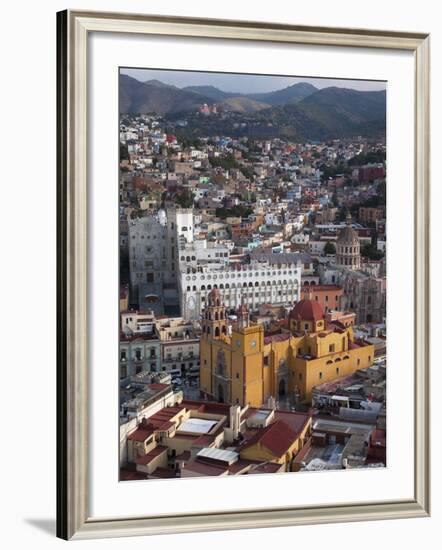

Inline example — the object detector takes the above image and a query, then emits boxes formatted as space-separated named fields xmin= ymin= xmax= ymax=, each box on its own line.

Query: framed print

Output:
xmin=56 ymin=10 xmax=430 ymax=540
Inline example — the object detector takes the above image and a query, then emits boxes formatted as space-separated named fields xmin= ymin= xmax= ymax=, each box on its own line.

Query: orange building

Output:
xmin=200 ymin=289 xmax=374 ymax=405
xmin=301 ymin=285 xmax=343 ymax=312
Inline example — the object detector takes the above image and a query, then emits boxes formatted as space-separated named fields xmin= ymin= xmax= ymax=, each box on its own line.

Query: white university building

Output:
xmin=129 ymin=208 xmax=302 ymax=321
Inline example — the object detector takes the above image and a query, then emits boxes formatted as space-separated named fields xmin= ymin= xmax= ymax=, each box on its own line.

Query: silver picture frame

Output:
xmin=56 ymin=9 xmax=430 ymax=540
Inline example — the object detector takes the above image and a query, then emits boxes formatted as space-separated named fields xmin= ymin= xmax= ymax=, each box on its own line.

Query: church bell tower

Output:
xmin=201 ymin=288 xmax=227 ymax=339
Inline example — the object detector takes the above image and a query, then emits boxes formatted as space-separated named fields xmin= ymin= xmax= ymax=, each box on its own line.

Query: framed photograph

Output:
xmin=57 ymin=9 xmax=430 ymax=540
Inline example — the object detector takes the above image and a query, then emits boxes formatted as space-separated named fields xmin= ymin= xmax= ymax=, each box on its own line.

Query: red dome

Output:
xmin=289 ymin=299 xmax=324 ymax=322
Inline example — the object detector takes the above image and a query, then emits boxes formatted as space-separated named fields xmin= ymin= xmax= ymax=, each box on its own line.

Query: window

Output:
xmin=236 ymin=373 xmax=239 ymax=379
xmin=336 ymin=367 xmax=340 ymax=375
xmin=319 ymin=371 xmax=323 ymax=379
xmin=299 ymin=373 xmax=303 ymax=381
xmin=329 ymin=344 xmax=335 ymax=353
xmin=357 ymin=358 xmax=361 ymax=366
xmin=304 ymin=323 xmax=309 ymax=330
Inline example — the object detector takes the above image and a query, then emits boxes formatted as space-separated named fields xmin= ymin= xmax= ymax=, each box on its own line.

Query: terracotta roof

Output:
xmin=272 ymin=410 xmax=311 ymax=435
xmin=182 ymin=459 xmax=227 ymax=476
xmin=149 ymin=467 xmax=177 ymax=479
xmin=135 ymin=446 xmax=168 ymax=465
xmin=250 ymin=462 xmax=283 ymax=474
xmin=289 ymin=299 xmax=324 ymax=322
xmin=241 ymin=420 xmax=299 ymax=457
xmin=119 ymin=469 xmax=148 ymax=481
xmin=127 ymin=427 xmax=153 ymax=442
xmin=264 ymin=332 xmax=291 ymax=345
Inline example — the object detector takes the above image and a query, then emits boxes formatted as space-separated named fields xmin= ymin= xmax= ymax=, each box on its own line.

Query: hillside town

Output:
xmin=119 ymin=95 xmax=387 ymax=481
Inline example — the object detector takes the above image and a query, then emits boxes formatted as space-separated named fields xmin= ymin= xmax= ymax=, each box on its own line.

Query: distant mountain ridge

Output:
xmin=120 ymin=74 xmax=215 ymax=115
xmin=183 ymin=82 xmax=317 ymax=106
xmin=120 ymin=74 xmax=386 ymax=139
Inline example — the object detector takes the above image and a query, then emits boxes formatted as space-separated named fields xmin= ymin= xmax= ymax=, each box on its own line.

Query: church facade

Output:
xmin=200 ymin=288 xmax=374 ymax=407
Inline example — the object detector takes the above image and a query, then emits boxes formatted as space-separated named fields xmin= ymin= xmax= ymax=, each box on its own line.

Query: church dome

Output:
xmin=337 ymin=213 xmax=359 ymax=245
xmin=289 ymin=299 xmax=324 ymax=322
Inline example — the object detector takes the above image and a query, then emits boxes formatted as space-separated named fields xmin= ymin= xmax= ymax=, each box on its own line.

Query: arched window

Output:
xmin=214 ymin=326 xmax=220 ymax=337
xmin=215 ymin=312 xmax=219 ymax=320
xmin=201 ymin=285 xmax=206 ymax=291
xmin=326 ymin=360 xmax=333 ymax=365
xmin=335 ymin=357 xmax=341 ymax=362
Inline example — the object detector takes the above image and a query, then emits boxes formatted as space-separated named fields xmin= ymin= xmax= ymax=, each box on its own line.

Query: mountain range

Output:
xmin=120 ymin=74 xmax=386 ymax=139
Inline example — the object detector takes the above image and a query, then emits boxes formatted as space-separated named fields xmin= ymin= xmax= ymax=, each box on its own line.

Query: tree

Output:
xmin=361 ymin=243 xmax=384 ymax=261
xmin=324 ymin=242 xmax=336 ymax=255
xmin=215 ymin=205 xmax=253 ymax=219
xmin=119 ymin=142 xmax=129 ymax=161
xmin=175 ymin=189 xmax=195 ymax=208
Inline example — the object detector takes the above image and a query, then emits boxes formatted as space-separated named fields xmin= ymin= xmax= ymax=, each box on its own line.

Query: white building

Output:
xmin=179 ymin=258 xmax=301 ymax=320
xmin=128 ymin=208 xmax=194 ymax=312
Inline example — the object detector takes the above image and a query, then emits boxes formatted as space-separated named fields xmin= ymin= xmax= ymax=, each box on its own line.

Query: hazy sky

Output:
xmin=120 ymin=68 xmax=386 ymax=93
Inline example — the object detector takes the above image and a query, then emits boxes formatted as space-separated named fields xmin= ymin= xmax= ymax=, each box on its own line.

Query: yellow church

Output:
xmin=199 ymin=288 xmax=374 ymax=406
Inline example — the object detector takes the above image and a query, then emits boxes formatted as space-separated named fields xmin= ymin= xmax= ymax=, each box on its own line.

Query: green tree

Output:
xmin=324 ymin=241 xmax=336 ymax=255
xmin=361 ymin=243 xmax=384 ymax=260
xmin=175 ymin=189 xmax=195 ymax=208
xmin=216 ymin=205 xmax=253 ymax=219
